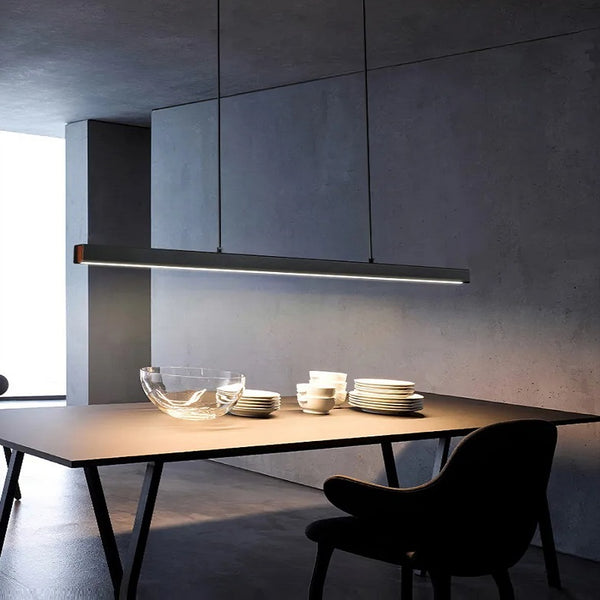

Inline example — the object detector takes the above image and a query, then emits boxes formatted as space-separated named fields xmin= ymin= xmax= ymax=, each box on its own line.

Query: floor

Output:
xmin=0 ymin=455 xmax=598 ymax=600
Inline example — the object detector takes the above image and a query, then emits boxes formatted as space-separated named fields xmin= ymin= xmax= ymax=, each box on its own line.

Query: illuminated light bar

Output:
xmin=74 ymin=244 xmax=470 ymax=285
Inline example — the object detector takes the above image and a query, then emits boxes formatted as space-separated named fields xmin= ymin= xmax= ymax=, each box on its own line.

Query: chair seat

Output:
xmin=306 ymin=516 xmax=416 ymax=566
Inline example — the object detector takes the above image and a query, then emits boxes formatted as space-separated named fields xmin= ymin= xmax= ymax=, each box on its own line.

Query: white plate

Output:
xmin=351 ymin=405 xmax=423 ymax=415
xmin=349 ymin=400 xmax=423 ymax=413
xmin=229 ymin=408 xmax=277 ymax=418
xmin=349 ymin=402 xmax=423 ymax=411
xmin=238 ymin=396 xmax=281 ymax=404
xmin=355 ymin=382 xmax=414 ymax=390
xmin=230 ymin=406 xmax=278 ymax=413
xmin=232 ymin=404 xmax=278 ymax=411
xmin=350 ymin=399 xmax=423 ymax=411
xmin=349 ymin=395 xmax=423 ymax=406
xmin=241 ymin=389 xmax=281 ymax=399
xmin=354 ymin=384 xmax=414 ymax=391
xmin=354 ymin=384 xmax=414 ymax=393
xmin=349 ymin=392 xmax=423 ymax=401
xmin=354 ymin=378 xmax=415 ymax=387
xmin=354 ymin=386 xmax=414 ymax=395
xmin=350 ymin=389 xmax=416 ymax=400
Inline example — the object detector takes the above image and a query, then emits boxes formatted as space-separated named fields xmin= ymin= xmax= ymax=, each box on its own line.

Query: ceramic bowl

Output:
xmin=297 ymin=394 xmax=335 ymax=415
xmin=306 ymin=384 xmax=336 ymax=398
xmin=309 ymin=370 xmax=347 ymax=383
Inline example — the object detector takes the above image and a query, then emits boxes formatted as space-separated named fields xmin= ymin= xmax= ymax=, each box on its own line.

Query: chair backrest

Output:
xmin=418 ymin=419 xmax=557 ymax=576
xmin=0 ymin=374 xmax=8 ymax=396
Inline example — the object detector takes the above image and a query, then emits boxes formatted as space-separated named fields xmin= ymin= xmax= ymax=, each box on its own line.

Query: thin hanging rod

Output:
xmin=362 ymin=0 xmax=374 ymax=263
xmin=216 ymin=0 xmax=223 ymax=252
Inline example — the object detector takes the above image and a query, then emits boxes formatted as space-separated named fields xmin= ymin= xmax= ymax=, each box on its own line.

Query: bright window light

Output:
xmin=0 ymin=131 xmax=65 ymax=397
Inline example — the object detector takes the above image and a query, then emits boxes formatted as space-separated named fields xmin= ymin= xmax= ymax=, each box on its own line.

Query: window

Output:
xmin=0 ymin=131 xmax=66 ymax=397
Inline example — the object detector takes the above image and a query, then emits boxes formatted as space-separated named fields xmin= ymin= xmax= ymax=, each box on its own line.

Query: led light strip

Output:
xmin=74 ymin=244 xmax=469 ymax=284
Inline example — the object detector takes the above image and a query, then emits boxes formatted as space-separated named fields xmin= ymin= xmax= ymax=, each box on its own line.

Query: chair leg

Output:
xmin=429 ymin=571 xmax=451 ymax=600
xmin=401 ymin=564 xmax=413 ymax=600
xmin=309 ymin=544 xmax=334 ymax=600
xmin=492 ymin=570 xmax=515 ymax=600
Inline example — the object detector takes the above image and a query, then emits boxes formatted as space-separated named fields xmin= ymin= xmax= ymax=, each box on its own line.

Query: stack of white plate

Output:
xmin=349 ymin=378 xmax=424 ymax=415
xmin=229 ymin=389 xmax=281 ymax=418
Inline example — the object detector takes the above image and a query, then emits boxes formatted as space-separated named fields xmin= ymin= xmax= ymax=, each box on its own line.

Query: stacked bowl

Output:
xmin=296 ymin=383 xmax=336 ymax=414
xmin=296 ymin=371 xmax=348 ymax=415
xmin=309 ymin=371 xmax=348 ymax=407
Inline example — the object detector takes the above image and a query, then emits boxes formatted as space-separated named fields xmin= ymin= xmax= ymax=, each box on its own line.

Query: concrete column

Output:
xmin=66 ymin=120 xmax=151 ymax=405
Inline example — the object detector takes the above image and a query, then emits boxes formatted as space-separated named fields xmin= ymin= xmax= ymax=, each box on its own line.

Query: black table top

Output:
xmin=0 ymin=394 xmax=597 ymax=467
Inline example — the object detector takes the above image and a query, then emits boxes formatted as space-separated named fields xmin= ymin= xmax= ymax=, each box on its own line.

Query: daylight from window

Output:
xmin=0 ymin=131 xmax=66 ymax=397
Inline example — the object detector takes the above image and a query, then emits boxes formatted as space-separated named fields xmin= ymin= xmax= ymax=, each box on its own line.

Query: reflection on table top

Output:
xmin=0 ymin=394 xmax=597 ymax=468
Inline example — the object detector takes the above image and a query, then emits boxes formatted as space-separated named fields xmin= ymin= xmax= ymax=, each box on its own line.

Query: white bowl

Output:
xmin=307 ymin=384 xmax=336 ymax=398
xmin=297 ymin=394 xmax=335 ymax=414
xmin=296 ymin=383 xmax=309 ymax=394
xmin=310 ymin=370 xmax=347 ymax=382
xmin=334 ymin=390 xmax=348 ymax=406
xmin=310 ymin=378 xmax=346 ymax=394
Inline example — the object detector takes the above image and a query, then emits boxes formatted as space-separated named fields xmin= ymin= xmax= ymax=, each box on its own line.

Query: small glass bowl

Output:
xmin=140 ymin=367 xmax=245 ymax=420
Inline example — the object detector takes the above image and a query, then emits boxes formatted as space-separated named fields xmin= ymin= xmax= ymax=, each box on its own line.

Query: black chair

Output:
xmin=306 ymin=419 xmax=558 ymax=600
xmin=0 ymin=374 xmax=8 ymax=396
xmin=0 ymin=375 xmax=21 ymax=500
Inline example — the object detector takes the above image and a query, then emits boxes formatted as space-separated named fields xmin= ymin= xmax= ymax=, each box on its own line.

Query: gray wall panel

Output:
xmin=152 ymin=102 xmax=218 ymax=251
xmin=366 ymin=0 xmax=600 ymax=69
xmin=88 ymin=121 xmax=151 ymax=247
xmin=221 ymin=0 xmax=363 ymax=95
xmin=65 ymin=121 xmax=89 ymax=406
xmin=89 ymin=267 xmax=150 ymax=404
xmin=221 ymin=75 xmax=370 ymax=260
xmin=66 ymin=121 xmax=151 ymax=406
xmin=367 ymin=30 xmax=600 ymax=559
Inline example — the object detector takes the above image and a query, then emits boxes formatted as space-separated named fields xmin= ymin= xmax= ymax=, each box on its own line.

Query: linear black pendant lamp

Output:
xmin=74 ymin=0 xmax=470 ymax=285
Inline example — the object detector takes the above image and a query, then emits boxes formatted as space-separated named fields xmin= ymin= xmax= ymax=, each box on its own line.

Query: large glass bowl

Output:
xmin=140 ymin=367 xmax=245 ymax=420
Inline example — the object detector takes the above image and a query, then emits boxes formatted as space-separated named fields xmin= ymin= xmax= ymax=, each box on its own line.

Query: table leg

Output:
xmin=381 ymin=441 xmax=399 ymax=488
xmin=84 ymin=466 xmax=123 ymax=595
xmin=0 ymin=450 xmax=24 ymax=555
xmin=3 ymin=447 xmax=21 ymax=500
xmin=119 ymin=460 xmax=164 ymax=600
xmin=538 ymin=494 xmax=561 ymax=589
xmin=432 ymin=436 xmax=451 ymax=477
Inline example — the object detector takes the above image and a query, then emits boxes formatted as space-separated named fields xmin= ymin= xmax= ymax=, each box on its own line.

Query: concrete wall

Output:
xmin=66 ymin=120 xmax=151 ymax=405
xmin=149 ymin=3 xmax=600 ymax=560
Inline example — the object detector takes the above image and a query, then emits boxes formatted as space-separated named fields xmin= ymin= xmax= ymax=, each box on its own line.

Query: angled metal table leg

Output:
xmin=432 ymin=436 xmax=451 ymax=477
xmin=3 ymin=447 xmax=21 ymax=500
xmin=119 ymin=460 xmax=164 ymax=600
xmin=538 ymin=494 xmax=561 ymax=589
xmin=381 ymin=441 xmax=399 ymax=488
xmin=0 ymin=450 xmax=24 ymax=555
xmin=84 ymin=465 xmax=123 ymax=595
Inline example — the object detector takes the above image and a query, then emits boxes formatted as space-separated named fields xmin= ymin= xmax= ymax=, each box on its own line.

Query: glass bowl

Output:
xmin=140 ymin=367 xmax=245 ymax=420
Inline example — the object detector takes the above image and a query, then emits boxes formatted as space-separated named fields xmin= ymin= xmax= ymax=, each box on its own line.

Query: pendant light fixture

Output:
xmin=74 ymin=0 xmax=469 ymax=285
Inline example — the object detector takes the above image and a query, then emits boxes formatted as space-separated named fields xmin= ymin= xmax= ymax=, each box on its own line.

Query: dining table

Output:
xmin=0 ymin=393 xmax=598 ymax=599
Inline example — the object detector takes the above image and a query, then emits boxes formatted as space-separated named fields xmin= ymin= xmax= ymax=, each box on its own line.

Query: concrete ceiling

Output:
xmin=0 ymin=0 xmax=364 ymax=138
xmin=2 ymin=1 xmax=599 ymax=138
xmin=1 ymin=0 xmax=216 ymax=137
